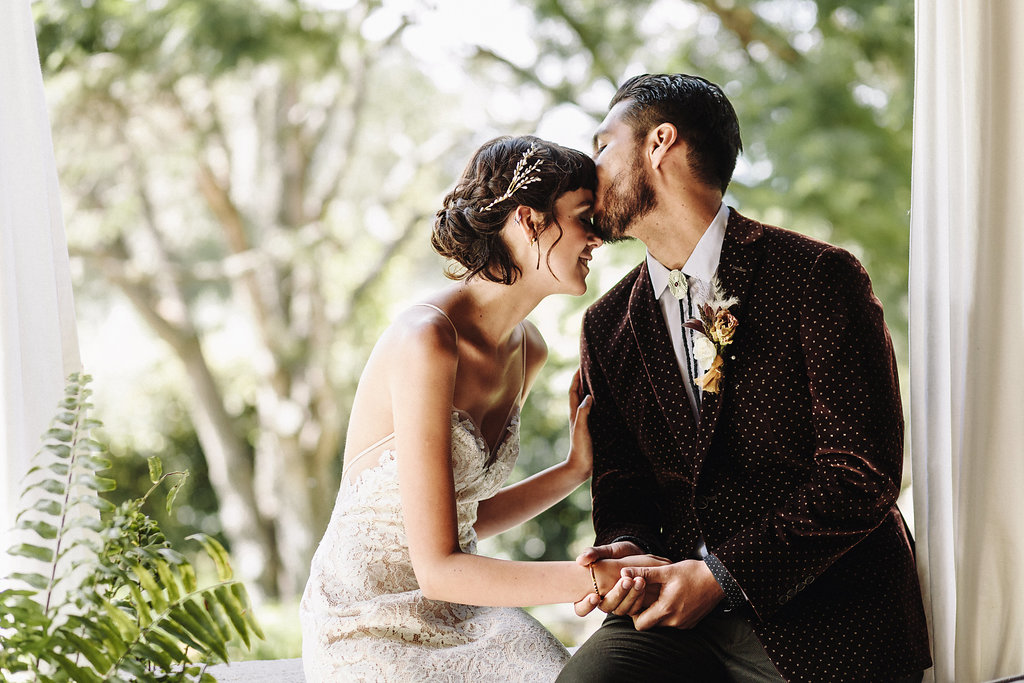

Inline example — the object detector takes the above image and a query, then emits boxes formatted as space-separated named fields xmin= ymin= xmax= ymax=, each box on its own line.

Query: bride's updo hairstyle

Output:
xmin=432 ymin=135 xmax=596 ymax=284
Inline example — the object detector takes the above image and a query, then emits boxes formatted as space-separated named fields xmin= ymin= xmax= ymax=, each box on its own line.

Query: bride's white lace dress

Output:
xmin=299 ymin=408 xmax=569 ymax=682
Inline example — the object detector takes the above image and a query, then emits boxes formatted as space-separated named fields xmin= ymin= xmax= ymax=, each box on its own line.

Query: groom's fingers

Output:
xmin=632 ymin=601 xmax=670 ymax=631
xmin=575 ymin=541 xmax=644 ymax=566
xmin=621 ymin=564 xmax=671 ymax=584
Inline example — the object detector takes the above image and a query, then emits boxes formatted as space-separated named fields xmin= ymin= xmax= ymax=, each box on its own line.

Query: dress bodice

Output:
xmin=335 ymin=409 xmax=520 ymax=551
xmin=300 ymin=406 xmax=567 ymax=682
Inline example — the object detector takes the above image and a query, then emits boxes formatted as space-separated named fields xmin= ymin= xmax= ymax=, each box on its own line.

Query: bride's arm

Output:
xmin=392 ymin=318 xmax=609 ymax=608
xmin=473 ymin=365 xmax=592 ymax=540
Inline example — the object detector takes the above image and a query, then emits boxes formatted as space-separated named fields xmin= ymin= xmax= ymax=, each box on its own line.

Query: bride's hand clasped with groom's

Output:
xmin=571 ymin=541 xmax=670 ymax=618
xmin=572 ymin=550 xmax=670 ymax=617
xmin=574 ymin=542 xmax=724 ymax=630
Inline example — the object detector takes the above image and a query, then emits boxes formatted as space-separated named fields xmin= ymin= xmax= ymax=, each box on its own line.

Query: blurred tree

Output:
xmin=36 ymin=0 xmax=913 ymax=598
xmin=35 ymin=0 xmax=510 ymax=598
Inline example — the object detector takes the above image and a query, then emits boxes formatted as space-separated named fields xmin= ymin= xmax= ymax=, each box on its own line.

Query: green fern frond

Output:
xmin=1 ymin=373 xmax=263 ymax=682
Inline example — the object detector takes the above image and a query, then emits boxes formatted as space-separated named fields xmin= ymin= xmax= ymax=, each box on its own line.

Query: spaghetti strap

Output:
xmin=518 ymin=322 xmax=527 ymax=404
xmin=413 ymin=303 xmax=458 ymax=343
xmin=345 ymin=432 xmax=396 ymax=476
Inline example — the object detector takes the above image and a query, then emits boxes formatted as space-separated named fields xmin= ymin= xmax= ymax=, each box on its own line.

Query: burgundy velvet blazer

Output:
xmin=580 ymin=210 xmax=931 ymax=682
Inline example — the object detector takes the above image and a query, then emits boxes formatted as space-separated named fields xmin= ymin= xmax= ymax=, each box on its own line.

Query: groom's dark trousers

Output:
xmin=564 ymin=211 xmax=931 ymax=682
xmin=559 ymin=609 xmax=784 ymax=682
xmin=558 ymin=611 xmax=925 ymax=682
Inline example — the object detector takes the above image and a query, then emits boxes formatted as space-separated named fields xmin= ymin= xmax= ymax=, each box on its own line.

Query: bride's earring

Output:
xmin=533 ymin=235 xmax=541 ymax=270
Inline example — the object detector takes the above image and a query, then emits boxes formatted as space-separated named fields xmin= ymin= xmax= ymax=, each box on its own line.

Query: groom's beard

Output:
xmin=595 ymin=152 xmax=657 ymax=243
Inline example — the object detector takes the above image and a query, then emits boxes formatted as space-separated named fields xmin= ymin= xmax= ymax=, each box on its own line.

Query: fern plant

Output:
xmin=0 ymin=373 xmax=264 ymax=682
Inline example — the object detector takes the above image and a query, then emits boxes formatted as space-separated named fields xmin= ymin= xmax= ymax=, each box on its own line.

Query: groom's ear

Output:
xmin=648 ymin=123 xmax=678 ymax=171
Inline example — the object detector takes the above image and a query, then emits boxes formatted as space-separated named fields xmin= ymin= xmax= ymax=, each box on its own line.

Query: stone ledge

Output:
xmin=206 ymin=657 xmax=305 ymax=682
xmin=203 ymin=657 xmax=1024 ymax=682
xmin=205 ymin=647 xmax=582 ymax=681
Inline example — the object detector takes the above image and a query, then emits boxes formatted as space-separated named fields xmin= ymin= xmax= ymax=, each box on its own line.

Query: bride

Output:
xmin=299 ymin=135 xmax=665 ymax=681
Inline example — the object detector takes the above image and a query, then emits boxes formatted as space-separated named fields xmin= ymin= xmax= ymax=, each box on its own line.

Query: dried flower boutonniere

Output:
xmin=684 ymin=276 xmax=739 ymax=393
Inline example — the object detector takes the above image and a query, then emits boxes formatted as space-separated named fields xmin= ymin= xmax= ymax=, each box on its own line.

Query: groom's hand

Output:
xmin=575 ymin=540 xmax=644 ymax=567
xmin=621 ymin=559 xmax=724 ymax=630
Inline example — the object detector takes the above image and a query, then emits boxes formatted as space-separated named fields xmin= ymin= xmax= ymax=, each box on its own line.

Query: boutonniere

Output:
xmin=684 ymin=275 xmax=739 ymax=393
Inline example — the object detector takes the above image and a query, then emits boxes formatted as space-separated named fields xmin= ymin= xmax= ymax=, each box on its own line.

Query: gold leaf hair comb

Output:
xmin=480 ymin=143 xmax=544 ymax=212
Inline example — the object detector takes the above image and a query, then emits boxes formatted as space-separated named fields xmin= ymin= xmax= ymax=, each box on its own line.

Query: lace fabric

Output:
xmin=300 ymin=410 xmax=569 ymax=682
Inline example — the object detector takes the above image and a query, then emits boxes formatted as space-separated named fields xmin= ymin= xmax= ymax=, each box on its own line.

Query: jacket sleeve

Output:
xmin=581 ymin=309 xmax=665 ymax=555
xmin=711 ymin=247 xmax=905 ymax=620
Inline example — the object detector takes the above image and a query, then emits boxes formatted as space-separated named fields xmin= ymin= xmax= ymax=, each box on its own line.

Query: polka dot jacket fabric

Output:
xmin=580 ymin=210 xmax=931 ymax=682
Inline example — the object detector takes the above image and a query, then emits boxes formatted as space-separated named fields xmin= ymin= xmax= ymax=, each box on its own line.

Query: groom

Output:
xmin=559 ymin=74 xmax=931 ymax=682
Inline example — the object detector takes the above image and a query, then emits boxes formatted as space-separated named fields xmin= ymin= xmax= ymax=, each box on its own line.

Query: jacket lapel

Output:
xmin=695 ymin=210 xmax=766 ymax=465
xmin=627 ymin=262 xmax=699 ymax=452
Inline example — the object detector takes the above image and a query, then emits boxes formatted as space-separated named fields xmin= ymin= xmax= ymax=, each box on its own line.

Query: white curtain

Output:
xmin=0 ymin=0 xmax=81 ymax=578
xmin=910 ymin=2 xmax=1024 ymax=682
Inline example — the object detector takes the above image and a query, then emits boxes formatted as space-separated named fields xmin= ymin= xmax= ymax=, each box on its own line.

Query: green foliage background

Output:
xmin=32 ymin=0 xmax=914 ymax=652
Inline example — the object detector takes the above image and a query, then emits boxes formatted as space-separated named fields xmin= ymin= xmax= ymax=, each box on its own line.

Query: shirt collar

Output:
xmin=647 ymin=203 xmax=730 ymax=299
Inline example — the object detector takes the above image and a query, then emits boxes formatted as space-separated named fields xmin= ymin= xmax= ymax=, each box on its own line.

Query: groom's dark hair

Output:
xmin=610 ymin=74 xmax=742 ymax=193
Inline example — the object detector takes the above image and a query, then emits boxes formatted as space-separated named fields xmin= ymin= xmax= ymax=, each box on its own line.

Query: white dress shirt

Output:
xmin=646 ymin=203 xmax=730 ymax=422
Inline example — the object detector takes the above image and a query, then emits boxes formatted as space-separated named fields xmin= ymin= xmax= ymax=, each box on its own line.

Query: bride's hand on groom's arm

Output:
xmin=565 ymin=368 xmax=593 ymax=481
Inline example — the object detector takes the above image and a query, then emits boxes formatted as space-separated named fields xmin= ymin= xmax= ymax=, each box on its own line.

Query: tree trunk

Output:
xmin=258 ymin=430 xmax=331 ymax=597
xmin=105 ymin=258 xmax=281 ymax=598
xmin=175 ymin=335 xmax=279 ymax=598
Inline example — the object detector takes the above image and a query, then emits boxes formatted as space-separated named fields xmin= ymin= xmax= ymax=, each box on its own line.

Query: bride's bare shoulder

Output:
xmin=521 ymin=319 xmax=549 ymax=368
xmin=374 ymin=304 xmax=460 ymax=367
xmin=520 ymin=321 xmax=548 ymax=400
